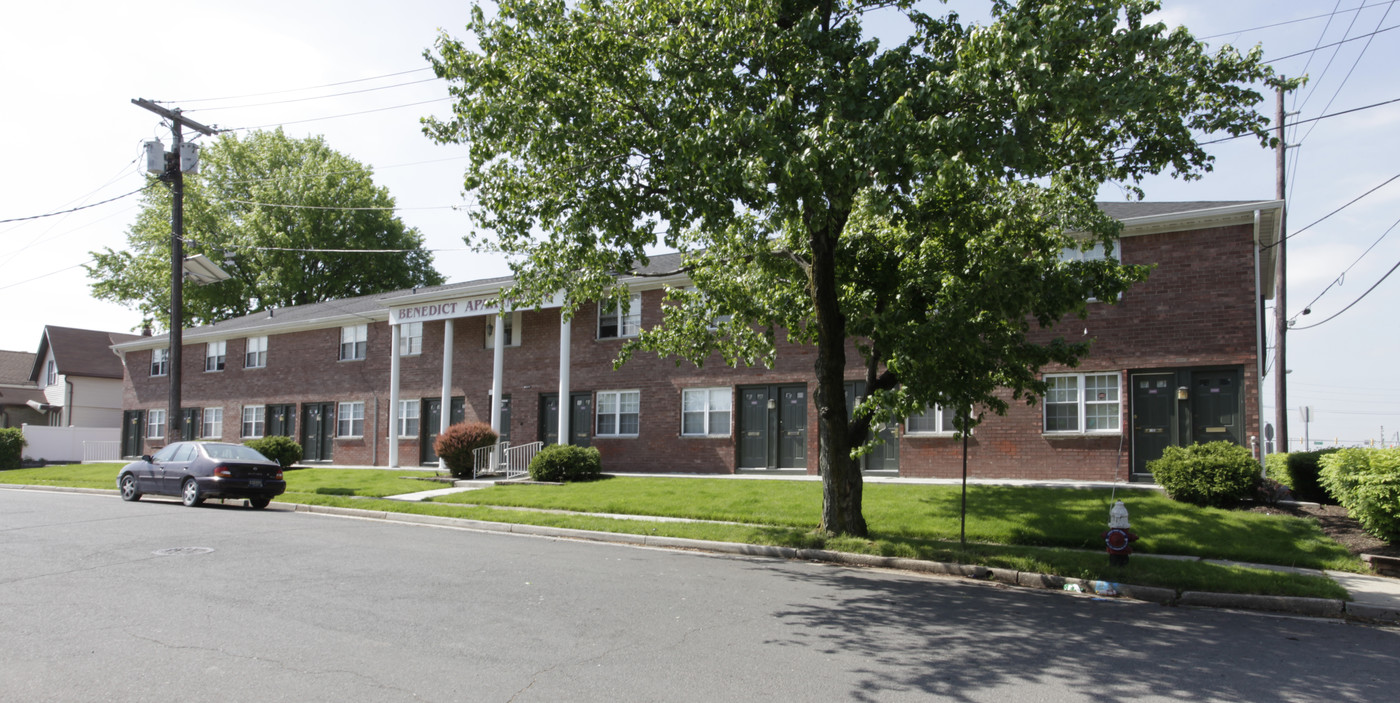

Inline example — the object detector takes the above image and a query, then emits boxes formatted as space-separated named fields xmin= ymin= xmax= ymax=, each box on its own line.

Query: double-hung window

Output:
xmin=681 ymin=388 xmax=731 ymax=436
xmin=150 ymin=348 xmax=168 ymax=377
xmin=202 ymin=407 xmax=223 ymax=439
xmin=45 ymin=360 xmax=57 ymax=386
xmin=340 ymin=324 xmax=367 ymax=361
xmin=485 ymin=312 xmax=523 ymax=348
xmin=147 ymin=408 xmax=166 ymax=439
xmin=242 ymin=405 xmax=265 ymax=438
xmin=1044 ymin=373 xmax=1121 ymax=433
xmin=906 ymin=405 xmax=959 ymax=435
xmin=598 ymin=294 xmax=641 ymax=339
xmin=245 ymin=336 xmax=267 ymax=368
xmin=398 ymin=399 xmax=420 ymax=438
xmin=596 ymin=390 xmax=640 ymax=436
xmin=337 ymin=401 xmax=365 ymax=437
xmin=205 ymin=341 xmax=226 ymax=372
xmin=399 ymin=322 xmax=423 ymax=356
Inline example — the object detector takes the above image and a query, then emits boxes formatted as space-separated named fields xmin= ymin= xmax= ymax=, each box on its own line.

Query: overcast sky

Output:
xmin=2 ymin=1 xmax=1396 ymax=449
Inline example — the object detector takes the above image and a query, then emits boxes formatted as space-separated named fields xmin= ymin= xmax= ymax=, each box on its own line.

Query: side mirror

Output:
xmin=142 ymin=455 xmax=153 ymax=463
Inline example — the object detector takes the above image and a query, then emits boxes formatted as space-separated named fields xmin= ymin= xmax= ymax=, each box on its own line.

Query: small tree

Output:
xmin=0 ymin=428 xmax=26 ymax=470
xmin=435 ymin=422 xmax=498 ymax=478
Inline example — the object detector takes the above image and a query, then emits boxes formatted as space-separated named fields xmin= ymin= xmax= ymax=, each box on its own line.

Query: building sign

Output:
xmin=388 ymin=290 xmax=565 ymax=325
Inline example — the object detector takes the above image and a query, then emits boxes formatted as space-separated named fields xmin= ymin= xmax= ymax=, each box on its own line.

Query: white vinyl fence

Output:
xmin=20 ymin=424 xmax=122 ymax=463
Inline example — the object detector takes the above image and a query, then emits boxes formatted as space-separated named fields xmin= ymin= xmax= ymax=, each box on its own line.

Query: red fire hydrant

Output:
xmin=1104 ymin=500 xmax=1138 ymax=567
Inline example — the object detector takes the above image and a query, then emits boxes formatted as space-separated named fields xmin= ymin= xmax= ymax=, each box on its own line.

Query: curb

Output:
xmin=6 ymin=485 xmax=1395 ymax=625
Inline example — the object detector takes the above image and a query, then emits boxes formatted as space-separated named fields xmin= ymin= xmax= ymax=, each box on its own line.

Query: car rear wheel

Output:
xmin=247 ymin=497 xmax=271 ymax=510
xmin=181 ymin=478 xmax=204 ymax=507
xmin=119 ymin=474 xmax=141 ymax=502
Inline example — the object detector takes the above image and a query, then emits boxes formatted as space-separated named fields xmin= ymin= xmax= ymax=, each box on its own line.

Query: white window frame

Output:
xmin=596 ymin=390 xmax=640 ymax=437
xmin=1044 ymin=372 xmax=1121 ymax=434
xmin=398 ymin=322 xmax=423 ymax=356
xmin=150 ymin=348 xmax=168 ymax=377
xmin=337 ymin=401 xmax=365 ymax=437
xmin=398 ymin=399 xmax=420 ymax=438
xmin=242 ymin=405 xmax=265 ymax=438
xmin=245 ymin=336 xmax=267 ymax=368
xmin=202 ymin=407 xmax=223 ymax=439
xmin=340 ymin=324 xmax=367 ymax=361
xmin=147 ymin=408 xmax=166 ymax=439
xmin=598 ymin=293 xmax=642 ymax=339
xmin=905 ymin=405 xmax=960 ymax=436
xmin=681 ymin=387 xmax=731 ymax=437
xmin=484 ymin=312 xmax=523 ymax=348
xmin=45 ymin=359 xmax=57 ymax=386
xmin=205 ymin=341 xmax=226 ymax=372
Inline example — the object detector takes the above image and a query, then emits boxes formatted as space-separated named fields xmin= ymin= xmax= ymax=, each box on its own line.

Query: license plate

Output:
xmin=249 ymin=479 xmax=262 ymax=488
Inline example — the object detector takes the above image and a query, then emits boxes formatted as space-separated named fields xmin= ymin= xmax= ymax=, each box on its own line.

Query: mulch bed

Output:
xmin=1248 ymin=502 xmax=1400 ymax=560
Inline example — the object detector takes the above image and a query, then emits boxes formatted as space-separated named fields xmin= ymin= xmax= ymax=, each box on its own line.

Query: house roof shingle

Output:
xmin=31 ymin=326 xmax=142 ymax=382
xmin=0 ymin=350 xmax=37 ymax=385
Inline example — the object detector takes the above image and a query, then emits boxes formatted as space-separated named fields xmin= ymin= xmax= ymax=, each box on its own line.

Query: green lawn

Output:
xmin=1 ymin=464 xmax=1357 ymax=599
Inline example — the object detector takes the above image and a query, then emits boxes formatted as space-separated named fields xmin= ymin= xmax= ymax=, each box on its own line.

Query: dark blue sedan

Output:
xmin=118 ymin=441 xmax=286 ymax=509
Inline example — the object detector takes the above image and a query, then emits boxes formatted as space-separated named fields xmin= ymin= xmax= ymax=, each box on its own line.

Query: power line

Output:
xmin=184 ymin=77 xmax=442 ymax=113
xmin=1290 ymin=213 xmax=1400 ymax=321
xmin=1263 ymin=22 xmax=1400 ymax=63
xmin=0 ymin=187 xmax=149 ymax=224
xmin=1196 ymin=95 xmax=1400 ymax=148
xmin=1297 ymin=1 xmax=1396 ymax=144
xmin=211 ymin=197 xmax=457 ymax=212
xmin=156 ymin=68 xmax=434 ymax=104
xmin=228 ymin=97 xmax=453 ymax=132
xmin=1261 ymin=171 xmax=1400 ymax=251
xmin=1290 ymin=257 xmax=1400 ymax=330
xmin=1199 ymin=2 xmax=1395 ymax=39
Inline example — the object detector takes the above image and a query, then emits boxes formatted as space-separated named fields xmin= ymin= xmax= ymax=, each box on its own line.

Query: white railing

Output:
xmin=471 ymin=440 xmax=543 ymax=479
xmin=82 ymin=440 xmax=122 ymax=463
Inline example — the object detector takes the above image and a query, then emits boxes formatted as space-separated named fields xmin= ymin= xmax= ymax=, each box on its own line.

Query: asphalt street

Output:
xmin=2 ymin=488 xmax=1398 ymax=702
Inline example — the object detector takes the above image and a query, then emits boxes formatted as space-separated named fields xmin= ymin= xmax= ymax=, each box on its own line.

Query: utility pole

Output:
xmin=132 ymin=99 xmax=219 ymax=441
xmin=1273 ymin=87 xmax=1290 ymax=454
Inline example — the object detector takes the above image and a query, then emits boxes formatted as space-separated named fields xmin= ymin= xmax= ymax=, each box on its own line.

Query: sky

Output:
xmin=2 ymin=1 xmax=1397 ymax=450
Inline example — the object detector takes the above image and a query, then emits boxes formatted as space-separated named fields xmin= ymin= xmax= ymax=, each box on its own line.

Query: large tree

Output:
xmin=426 ymin=0 xmax=1289 ymax=536
xmin=88 ymin=129 xmax=445 ymax=328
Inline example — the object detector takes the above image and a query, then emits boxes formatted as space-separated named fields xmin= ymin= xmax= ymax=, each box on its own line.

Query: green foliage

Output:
xmin=426 ymin=0 xmax=1290 ymax=535
xmin=243 ymin=435 xmax=302 ymax=469
xmin=0 ymin=427 xmax=26 ymax=470
xmin=1283 ymin=448 xmax=1342 ymax=504
xmin=527 ymin=444 xmax=603 ymax=482
xmin=1319 ymin=448 xmax=1400 ymax=542
xmin=1148 ymin=442 xmax=1261 ymax=508
xmin=1264 ymin=452 xmax=1289 ymax=485
xmin=434 ymin=422 xmax=498 ymax=478
xmin=86 ymin=129 xmax=444 ymax=328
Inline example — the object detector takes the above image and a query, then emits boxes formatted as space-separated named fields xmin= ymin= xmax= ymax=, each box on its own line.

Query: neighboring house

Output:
xmin=0 ymin=350 xmax=46 ymax=428
xmin=28 ymin=326 xmax=142 ymax=429
xmin=112 ymin=201 xmax=1282 ymax=482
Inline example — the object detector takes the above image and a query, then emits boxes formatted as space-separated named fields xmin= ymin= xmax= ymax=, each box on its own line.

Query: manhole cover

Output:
xmin=152 ymin=547 xmax=214 ymax=557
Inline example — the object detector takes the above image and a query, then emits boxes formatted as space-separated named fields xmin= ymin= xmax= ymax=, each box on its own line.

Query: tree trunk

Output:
xmin=809 ymin=221 xmax=866 ymax=537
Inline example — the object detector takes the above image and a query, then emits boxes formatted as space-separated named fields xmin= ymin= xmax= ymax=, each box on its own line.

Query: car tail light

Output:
xmin=275 ymin=470 xmax=284 ymax=480
xmin=214 ymin=466 xmax=232 ymax=478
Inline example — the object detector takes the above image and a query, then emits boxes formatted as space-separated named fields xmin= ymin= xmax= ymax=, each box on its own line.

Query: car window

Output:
xmin=171 ymin=444 xmax=198 ymax=462
xmin=203 ymin=444 xmax=271 ymax=462
xmin=151 ymin=444 xmax=181 ymax=462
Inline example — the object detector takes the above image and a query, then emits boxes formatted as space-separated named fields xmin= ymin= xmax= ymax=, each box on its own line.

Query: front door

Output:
xmin=180 ymin=408 xmax=200 ymax=441
xmin=1131 ymin=373 xmax=1176 ymax=479
xmin=301 ymin=402 xmax=335 ymax=462
xmin=570 ymin=393 xmax=592 ymax=447
xmin=267 ymin=404 xmax=296 ymax=438
xmin=737 ymin=385 xmax=808 ymax=469
xmin=539 ymin=394 xmax=560 ymax=445
xmin=1191 ymin=370 xmax=1242 ymax=446
xmin=846 ymin=382 xmax=898 ymax=472
xmin=121 ymin=410 xmax=145 ymax=458
xmin=421 ymin=397 xmax=466 ymax=464
xmin=497 ymin=394 xmax=512 ymax=444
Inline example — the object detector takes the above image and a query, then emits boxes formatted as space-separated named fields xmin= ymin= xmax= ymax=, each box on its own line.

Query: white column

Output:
xmin=490 ymin=312 xmax=505 ymax=432
xmin=388 ymin=324 xmax=401 ymax=468
xmin=439 ymin=318 xmax=454 ymax=473
xmin=557 ymin=309 xmax=571 ymax=445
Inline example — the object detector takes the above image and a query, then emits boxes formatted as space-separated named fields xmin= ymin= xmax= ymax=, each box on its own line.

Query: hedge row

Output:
xmin=1319 ymin=448 xmax=1400 ymax=542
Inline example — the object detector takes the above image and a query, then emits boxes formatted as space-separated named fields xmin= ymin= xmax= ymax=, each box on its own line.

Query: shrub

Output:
xmin=1148 ymin=441 xmax=1261 ymax=508
xmin=1264 ymin=452 xmax=1289 ymax=486
xmin=435 ymin=422 xmax=498 ymax=478
xmin=528 ymin=444 xmax=602 ymax=482
xmin=0 ymin=428 xmax=26 ymax=470
xmin=1284 ymin=448 xmax=1342 ymax=504
xmin=243 ymin=435 xmax=302 ymax=469
xmin=1319 ymin=448 xmax=1400 ymax=542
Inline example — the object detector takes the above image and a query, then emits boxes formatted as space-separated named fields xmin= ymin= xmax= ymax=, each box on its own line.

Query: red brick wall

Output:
xmin=121 ymin=222 xmax=1263 ymax=478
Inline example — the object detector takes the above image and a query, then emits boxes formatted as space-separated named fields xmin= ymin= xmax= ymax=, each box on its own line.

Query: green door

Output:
xmin=1191 ymin=370 xmax=1242 ymax=446
xmin=267 ymin=404 xmax=296 ymax=438
xmin=777 ymin=385 xmax=807 ymax=468
xmin=737 ymin=387 xmax=770 ymax=468
xmin=121 ymin=410 xmax=145 ymax=458
xmin=1131 ymin=373 xmax=1176 ymax=479
xmin=421 ymin=397 xmax=466 ymax=464
xmin=539 ymin=394 xmax=560 ymax=445
xmin=569 ymin=393 xmax=592 ymax=447
xmin=737 ymin=385 xmax=808 ymax=469
xmin=846 ymin=382 xmax=898 ymax=472
xmin=301 ymin=403 xmax=335 ymax=462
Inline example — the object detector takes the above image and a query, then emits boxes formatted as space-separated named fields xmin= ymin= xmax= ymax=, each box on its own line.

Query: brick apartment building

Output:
xmin=111 ymin=201 xmax=1283 ymax=482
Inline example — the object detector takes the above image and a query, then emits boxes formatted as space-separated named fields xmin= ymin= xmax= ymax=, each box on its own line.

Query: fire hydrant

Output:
xmin=1104 ymin=500 xmax=1139 ymax=567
